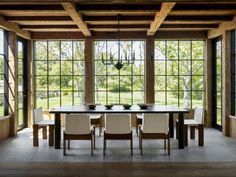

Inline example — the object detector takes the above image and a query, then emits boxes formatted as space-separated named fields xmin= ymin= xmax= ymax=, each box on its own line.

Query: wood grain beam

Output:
xmin=208 ymin=15 xmax=236 ymax=39
xmin=148 ymin=2 xmax=175 ymax=36
xmin=0 ymin=16 xmax=31 ymax=39
xmin=62 ymin=2 xmax=91 ymax=36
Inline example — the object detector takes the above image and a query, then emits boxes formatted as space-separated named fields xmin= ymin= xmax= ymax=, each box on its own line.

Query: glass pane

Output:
xmin=166 ymin=61 xmax=178 ymax=76
xmin=167 ymin=91 xmax=178 ymax=106
xmin=155 ymin=91 xmax=166 ymax=105
xmin=74 ymin=61 xmax=84 ymax=75
xmin=120 ymin=92 xmax=132 ymax=104
xmin=48 ymin=91 xmax=60 ymax=108
xmin=18 ymin=59 xmax=23 ymax=75
xmin=155 ymin=41 xmax=166 ymax=60
xmin=179 ymin=41 xmax=191 ymax=59
xmin=217 ymin=108 xmax=222 ymax=126
xmin=120 ymin=64 xmax=131 ymax=75
xmin=18 ymin=92 xmax=23 ymax=109
xmin=166 ymin=76 xmax=178 ymax=91
xmin=179 ymin=91 xmax=191 ymax=108
xmin=95 ymin=75 xmax=106 ymax=91
xmin=61 ymin=91 xmax=72 ymax=105
xmin=133 ymin=61 xmax=144 ymax=75
xmin=192 ymin=61 xmax=204 ymax=75
xmin=120 ymin=76 xmax=131 ymax=92
xmin=192 ymin=91 xmax=204 ymax=107
xmin=18 ymin=41 xmax=23 ymax=59
xmin=35 ymin=60 xmax=47 ymax=75
xmin=179 ymin=61 xmax=191 ymax=75
xmin=94 ymin=41 xmax=106 ymax=60
xmin=0 ymin=55 xmax=4 ymax=74
xmin=18 ymin=108 xmax=23 ymax=126
xmin=216 ymin=59 xmax=221 ymax=75
xmin=48 ymin=41 xmax=60 ymax=60
xmin=179 ymin=76 xmax=191 ymax=91
xmin=18 ymin=76 xmax=23 ymax=92
xmin=95 ymin=91 xmax=106 ymax=105
xmin=35 ymin=76 xmax=47 ymax=91
xmin=61 ymin=41 xmax=72 ymax=60
xmin=61 ymin=76 xmax=73 ymax=91
xmin=35 ymin=41 xmax=47 ymax=60
xmin=107 ymin=91 xmax=119 ymax=104
xmin=0 ymin=78 xmax=3 ymax=94
xmin=95 ymin=61 xmax=106 ymax=75
xmin=0 ymin=30 xmax=4 ymax=54
xmin=167 ymin=41 xmax=178 ymax=60
xmin=133 ymin=76 xmax=144 ymax=91
xmin=49 ymin=76 xmax=60 ymax=90
xmin=192 ymin=41 xmax=204 ymax=60
xmin=73 ymin=41 xmax=84 ymax=60
xmin=74 ymin=91 xmax=84 ymax=105
xmin=133 ymin=41 xmax=144 ymax=60
xmin=155 ymin=61 xmax=165 ymax=75
xmin=48 ymin=60 xmax=60 ymax=75
xmin=133 ymin=91 xmax=144 ymax=104
xmin=108 ymin=76 xmax=119 ymax=91
xmin=35 ymin=92 xmax=47 ymax=109
xmin=216 ymin=75 xmax=222 ymax=91
xmin=107 ymin=65 xmax=119 ymax=75
xmin=74 ymin=76 xmax=84 ymax=91
xmin=192 ymin=75 xmax=204 ymax=90
xmin=155 ymin=76 xmax=165 ymax=91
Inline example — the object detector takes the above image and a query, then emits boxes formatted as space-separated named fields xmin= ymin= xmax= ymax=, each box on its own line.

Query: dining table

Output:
xmin=50 ymin=105 xmax=189 ymax=149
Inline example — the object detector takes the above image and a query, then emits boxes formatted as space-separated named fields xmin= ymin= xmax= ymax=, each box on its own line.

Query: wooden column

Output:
xmin=8 ymin=32 xmax=17 ymax=137
xmin=27 ymin=40 xmax=33 ymax=127
xmin=145 ymin=37 xmax=155 ymax=104
xmin=84 ymin=38 xmax=94 ymax=104
xmin=205 ymin=39 xmax=212 ymax=127
xmin=222 ymin=31 xmax=231 ymax=136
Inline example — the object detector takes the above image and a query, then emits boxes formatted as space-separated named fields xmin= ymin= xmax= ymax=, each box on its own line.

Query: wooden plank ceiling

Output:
xmin=0 ymin=1 xmax=236 ymax=37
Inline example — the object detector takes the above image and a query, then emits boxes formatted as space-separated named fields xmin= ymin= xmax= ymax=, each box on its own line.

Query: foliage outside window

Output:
xmin=0 ymin=29 xmax=6 ymax=117
xmin=34 ymin=41 xmax=85 ymax=109
xmin=154 ymin=40 xmax=205 ymax=108
xmin=94 ymin=40 xmax=145 ymax=105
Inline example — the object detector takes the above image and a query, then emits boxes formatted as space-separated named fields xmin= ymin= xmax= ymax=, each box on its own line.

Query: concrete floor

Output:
xmin=0 ymin=128 xmax=236 ymax=162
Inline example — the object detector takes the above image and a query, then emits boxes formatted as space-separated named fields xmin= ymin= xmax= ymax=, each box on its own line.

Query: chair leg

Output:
xmin=99 ymin=119 xmax=102 ymax=137
xmin=48 ymin=125 xmax=54 ymax=146
xmin=68 ymin=140 xmax=70 ymax=150
xmin=136 ymin=117 xmax=139 ymax=137
xmin=168 ymin=137 xmax=170 ymax=155
xmin=130 ymin=132 xmax=133 ymax=156
xmin=190 ymin=126 xmax=195 ymax=139
xmin=164 ymin=139 xmax=166 ymax=150
xmin=42 ymin=126 xmax=47 ymax=139
xmin=103 ymin=137 xmax=106 ymax=156
xmin=63 ymin=138 xmax=66 ymax=156
xmin=93 ymin=130 xmax=96 ymax=149
xmin=33 ymin=124 xmax=39 ymax=146
xmin=176 ymin=121 xmax=179 ymax=139
xmin=198 ymin=124 xmax=204 ymax=146
xmin=184 ymin=125 xmax=188 ymax=146
xmin=91 ymin=134 xmax=93 ymax=156
xmin=140 ymin=132 xmax=143 ymax=155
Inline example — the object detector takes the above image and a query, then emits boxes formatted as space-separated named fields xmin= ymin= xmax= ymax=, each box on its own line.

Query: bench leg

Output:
xmin=42 ymin=126 xmax=47 ymax=139
xmin=198 ymin=124 xmax=204 ymax=146
xmin=49 ymin=125 xmax=54 ymax=146
xmin=190 ymin=126 xmax=195 ymax=139
xmin=33 ymin=124 xmax=39 ymax=146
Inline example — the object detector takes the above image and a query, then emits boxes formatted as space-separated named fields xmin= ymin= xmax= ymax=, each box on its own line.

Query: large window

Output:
xmin=0 ymin=29 xmax=7 ymax=117
xmin=34 ymin=41 xmax=85 ymax=109
xmin=154 ymin=40 xmax=205 ymax=108
xmin=94 ymin=40 xmax=145 ymax=105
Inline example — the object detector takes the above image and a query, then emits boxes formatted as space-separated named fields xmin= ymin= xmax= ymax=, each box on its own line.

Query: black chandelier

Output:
xmin=101 ymin=14 xmax=135 ymax=70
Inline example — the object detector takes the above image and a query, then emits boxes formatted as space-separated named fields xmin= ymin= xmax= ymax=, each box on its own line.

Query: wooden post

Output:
xmin=27 ymin=40 xmax=33 ymax=127
xmin=145 ymin=37 xmax=155 ymax=104
xmin=84 ymin=38 xmax=94 ymax=104
xmin=222 ymin=31 xmax=231 ymax=136
xmin=205 ymin=39 xmax=213 ymax=127
xmin=8 ymin=32 xmax=17 ymax=137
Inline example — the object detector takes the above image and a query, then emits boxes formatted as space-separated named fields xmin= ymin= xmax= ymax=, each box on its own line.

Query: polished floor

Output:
xmin=0 ymin=128 xmax=236 ymax=162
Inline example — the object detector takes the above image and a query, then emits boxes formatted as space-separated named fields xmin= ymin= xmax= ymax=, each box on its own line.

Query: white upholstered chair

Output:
xmin=33 ymin=108 xmax=54 ymax=146
xmin=103 ymin=114 xmax=133 ymax=155
xmin=136 ymin=113 xmax=143 ymax=136
xmin=176 ymin=107 xmax=204 ymax=146
xmin=63 ymin=114 xmax=95 ymax=155
xmin=139 ymin=113 xmax=170 ymax=155
xmin=89 ymin=114 xmax=102 ymax=136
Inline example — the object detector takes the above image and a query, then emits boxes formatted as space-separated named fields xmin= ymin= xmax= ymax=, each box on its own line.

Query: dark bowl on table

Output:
xmin=87 ymin=104 xmax=96 ymax=110
xmin=123 ymin=104 xmax=131 ymax=109
xmin=105 ymin=104 xmax=113 ymax=109
xmin=137 ymin=104 xmax=149 ymax=109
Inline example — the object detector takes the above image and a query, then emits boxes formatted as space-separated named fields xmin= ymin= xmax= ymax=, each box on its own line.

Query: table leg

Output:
xmin=55 ymin=113 xmax=61 ymax=149
xmin=169 ymin=113 xmax=174 ymax=138
xmin=178 ymin=112 xmax=184 ymax=149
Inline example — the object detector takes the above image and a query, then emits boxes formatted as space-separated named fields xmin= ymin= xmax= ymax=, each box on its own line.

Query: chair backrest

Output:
xmin=33 ymin=108 xmax=44 ymax=124
xmin=105 ymin=114 xmax=131 ymax=134
xmin=194 ymin=107 xmax=204 ymax=124
xmin=65 ymin=114 xmax=91 ymax=135
xmin=142 ymin=113 xmax=169 ymax=134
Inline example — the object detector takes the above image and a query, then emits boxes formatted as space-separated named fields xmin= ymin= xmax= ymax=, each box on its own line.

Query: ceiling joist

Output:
xmin=62 ymin=2 xmax=91 ymax=36
xmin=0 ymin=16 xmax=31 ymax=39
xmin=147 ymin=2 xmax=176 ymax=36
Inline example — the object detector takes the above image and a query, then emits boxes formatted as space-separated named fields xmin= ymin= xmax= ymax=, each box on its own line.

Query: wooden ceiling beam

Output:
xmin=0 ymin=16 xmax=31 ymax=39
xmin=208 ymin=15 xmax=236 ymax=38
xmin=148 ymin=2 xmax=176 ymax=36
xmin=62 ymin=2 xmax=91 ymax=36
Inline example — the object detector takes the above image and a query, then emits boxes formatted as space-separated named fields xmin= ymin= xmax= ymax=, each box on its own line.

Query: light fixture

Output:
xmin=101 ymin=14 xmax=135 ymax=70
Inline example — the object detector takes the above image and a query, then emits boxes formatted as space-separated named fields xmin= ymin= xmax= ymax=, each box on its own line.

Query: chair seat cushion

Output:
xmin=89 ymin=114 xmax=101 ymax=119
xmin=36 ymin=120 xmax=54 ymax=126
xmin=184 ymin=119 xmax=201 ymax=125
